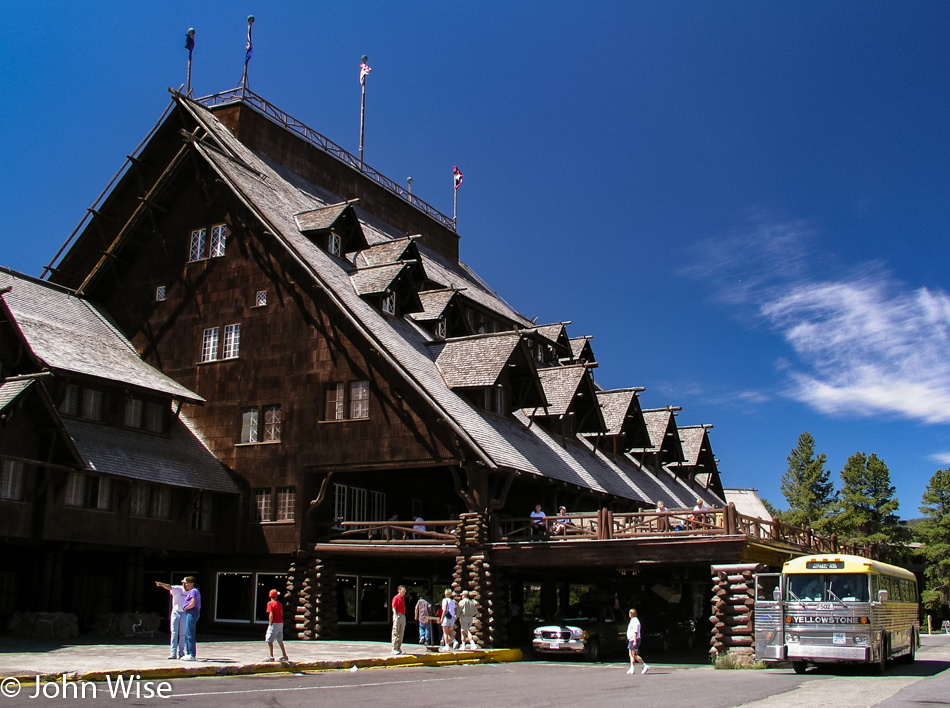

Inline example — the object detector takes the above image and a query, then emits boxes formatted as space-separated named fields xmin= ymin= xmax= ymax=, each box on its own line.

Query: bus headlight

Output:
xmin=787 ymin=634 xmax=800 ymax=643
xmin=853 ymin=635 xmax=869 ymax=645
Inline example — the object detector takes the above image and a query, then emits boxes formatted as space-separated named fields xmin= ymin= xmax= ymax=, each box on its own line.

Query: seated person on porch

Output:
xmin=530 ymin=504 xmax=547 ymax=537
xmin=412 ymin=516 xmax=426 ymax=539
xmin=688 ymin=498 xmax=709 ymax=529
xmin=552 ymin=506 xmax=573 ymax=536
xmin=655 ymin=500 xmax=670 ymax=532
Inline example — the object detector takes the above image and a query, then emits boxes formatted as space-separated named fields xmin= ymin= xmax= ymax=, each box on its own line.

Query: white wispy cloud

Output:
xmin=683 ymin=213 xmax=950 ymax=424
xmin=928 ymin=452 xmax=950 ymax=466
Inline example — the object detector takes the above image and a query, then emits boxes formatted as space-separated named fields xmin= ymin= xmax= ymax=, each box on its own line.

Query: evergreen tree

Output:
xmin=779 ymin=432 xmax=835 ymax=531
xmin=915 ymin=468 xmax=950 ymax=615
xmin=835 ymin=452 xmax=902 ymax=555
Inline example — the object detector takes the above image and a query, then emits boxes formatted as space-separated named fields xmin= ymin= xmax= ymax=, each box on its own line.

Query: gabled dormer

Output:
xmin=432 ymin=331 xmax=547 ymax=415
xmin=672 ymin=424 xmax=724 ymax=497
xmin=630 ymin=407 xmax=685 ymax=470
xmin=411 ymin=288 xmax=462 ymax=340
xmin=294 ymin=201 xmax=368 ymax=258
xmin=350 ymin=262 xmax=424 ymax=317
xmin=569 ymin=336 xmax=596 ymax=365
xmin=587 ymin=387 xmax=649 ymax=455
xmin=526 ymin=363 xmax=605 ymax=437
xmin=532 ymin=322 xmax=574 ymax=366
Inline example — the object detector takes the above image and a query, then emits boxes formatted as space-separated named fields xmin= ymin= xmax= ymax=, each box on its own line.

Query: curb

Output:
xmin=5 ymin=648 xmax=523 ymax=684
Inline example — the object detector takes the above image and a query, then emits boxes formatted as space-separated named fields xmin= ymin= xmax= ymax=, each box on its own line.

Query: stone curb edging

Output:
xmin=5 ymin=648 xmax=523 ymax=685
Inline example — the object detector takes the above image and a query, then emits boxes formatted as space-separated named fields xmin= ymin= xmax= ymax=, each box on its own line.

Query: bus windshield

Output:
xmin=786 ymin=573 xmax=870 ymax=603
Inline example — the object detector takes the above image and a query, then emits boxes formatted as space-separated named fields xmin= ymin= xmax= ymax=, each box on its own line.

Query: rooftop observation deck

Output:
xmin=195 ymin=86 xmax=458 ymax=232
xmin=313 ymin=505 xmax=876 ymax=570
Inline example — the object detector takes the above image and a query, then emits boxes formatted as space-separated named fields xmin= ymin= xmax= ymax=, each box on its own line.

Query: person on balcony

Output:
xmin=552 ymin=506 xmax=573 ymax=537
xmin=655 ymin=501 xmax=670 ymax=532
xmin=530 ymin=504 xmax=547 ymax=538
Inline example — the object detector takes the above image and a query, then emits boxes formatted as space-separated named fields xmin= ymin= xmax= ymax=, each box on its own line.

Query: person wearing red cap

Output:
xmin=265 ymin=589 xmax=289 ymax=662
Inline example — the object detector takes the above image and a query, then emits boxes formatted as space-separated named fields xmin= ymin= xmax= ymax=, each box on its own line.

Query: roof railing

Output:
xmin=194 ymin=86 xmax=457 ymax=232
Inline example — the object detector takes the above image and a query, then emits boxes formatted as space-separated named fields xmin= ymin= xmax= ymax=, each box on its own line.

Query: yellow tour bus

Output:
xmin=754 ymin=553 xmax=919 ymax=674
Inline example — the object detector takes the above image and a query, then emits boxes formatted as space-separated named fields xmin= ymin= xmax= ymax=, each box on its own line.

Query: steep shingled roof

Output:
xmin=410 ymin=289 xmax=457 ymax=322
xmin=432 ymin=331 xmax=525 ymax=389
xmin=0 ymin=270 xmax=202 ymax=403
xmin=350 ymin=263 xmax=407 ymax=297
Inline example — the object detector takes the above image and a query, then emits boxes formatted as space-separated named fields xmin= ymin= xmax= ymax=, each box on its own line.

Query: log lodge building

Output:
xmin=0 ymin=86 xmax=858 ymax=650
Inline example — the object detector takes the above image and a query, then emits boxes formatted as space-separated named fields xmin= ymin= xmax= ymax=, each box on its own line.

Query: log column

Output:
xmin=454 ymin=512 xmax=502 ymax=647
xmin=286 ymin=552 xmax=338 ymax=640
xmin=709 ymin=563 xmax=765 ymax=658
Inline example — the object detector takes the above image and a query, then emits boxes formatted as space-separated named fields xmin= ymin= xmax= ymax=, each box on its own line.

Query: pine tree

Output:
xmin=915 ymin=468 xmax=950 ymax=614
xmin=779 ymin=432 xmax=835 ymax=531
xmin=835 ymin=452 xmax=901 ymax=555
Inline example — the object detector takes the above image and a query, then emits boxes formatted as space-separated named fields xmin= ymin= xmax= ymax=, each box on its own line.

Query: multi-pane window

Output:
xmin=328 ymin=232 xmax=342 ymax=257
xmin=240 ymin=404 xmax=281 ymax=443
xmin=191 ymin=491 xmax=212 ymax=531
xmin=350 ymin=381 xmax=369 ymax=419
xmin=81 ymin=389 xmax=103 ymax=421
xmin=96 ymin=478 xmax=112 ymax=511
xmin=436 ymin=316 xmax=447 ymax=339
xmin=276 ymin=487 xmax=295 ymax=521
xmin=334 ymin=483 xmax=385 ymax=525
xmin=64 ymin=472 xmax=86 ymax=507
xmin=130 ymin=483 xmax=149 ymax=517
xmin=188 ymin=224 xmax=228 ymax=262
xmin=382 ymin=291 xmax=396 ymax=316
xmin=210 ymin=224 xmax=227 ymax=257
xmin=144 ymin=402 xmax=165 ymax=433
xmin=480 ymin=386 xmax=508 ymax=416
xmin=59 ymin=385 xmax=79 ymax=416
xmin=222 ymin=324 xmax=241 ymax=359
xmin=255 ymin=290 xmax=267 ymax=307
xmin=64 ymin=473 xmax=110 ymax=510
xmin=325 ymin=381 xmax=370 ymax=421
xmin=201 ymin=327 xmax=219 ymax=362
xmin=253 ymin=488 xmax=273 ymax=522
xmin=124 ymin=398 xmax=144 ymax=428
xmin=0 ymin=460 xmax=23 ymax=501
xmin=130 ymin=482 xmax=169 ymax=519
xmin=156 ymin=285 xmax=166 ymax=302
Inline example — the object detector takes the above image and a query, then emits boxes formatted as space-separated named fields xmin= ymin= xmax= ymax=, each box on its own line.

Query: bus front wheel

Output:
xmin=792 ymin=661 xmax=807 ymax=674
xmin=872 ymin=637 xmax=887 ymax=675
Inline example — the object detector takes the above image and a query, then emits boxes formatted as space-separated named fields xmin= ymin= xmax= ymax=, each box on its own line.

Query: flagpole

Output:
xmin=241 ymin=15 xmax=255 ymax=91
xmin=185 ymin=28 xmax=195 ymax=96
xmin=359 ymin=55 xmax=368 ymax=170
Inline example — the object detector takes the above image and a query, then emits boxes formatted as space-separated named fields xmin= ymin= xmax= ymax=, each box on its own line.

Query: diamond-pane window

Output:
xmin=223 ymin=324 xmax=241 ymax=359
xmin=189 ymin=229 xmax=207 ymax=262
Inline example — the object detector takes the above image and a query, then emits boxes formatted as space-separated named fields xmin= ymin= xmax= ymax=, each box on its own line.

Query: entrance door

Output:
xmin=753 ymin=573 xmax=785 ymax=661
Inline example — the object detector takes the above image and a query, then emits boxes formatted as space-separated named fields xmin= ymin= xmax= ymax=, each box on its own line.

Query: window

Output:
xmin=59 ymin=385 xmax=79 ymax=416
xmin=328 ymin=232 xmax=342 ymax=257
xmin=64 ymin=473 xmax=110 ymax=510
xmin=255 ymin=290 xmax=267 ymax=307
xmin=81 ymin=389 xmax=103 ymax=421
xmin=130 ymin=483 xmax=149 ymax=517
xmin=201 ymin=327 xmax=219 ymax=362
xmin=191 ymin=491 xmax=212 ymax=531
xmin=223 ymin=324 xmax=241 ymax=359
xmin=144 ymin=402 xmax=165 ymax=433
xmin=96 ymin=478 xmax=112 ymax=511
xmin=334 ymin=483 xmax=385 ymax=525
xmin=350 ymin=381 xmax=369 ymax=419
xmin=124 ymin=398 xmax=144 ymax=429
xmin=214 ymin=572 xmax=253 ymax=622
xmin=155 ymin=285 xmax=166 ymax=302
xmin=436 ymin=316 xmax=447 ymax=339
xmin=325 ymin=383 xmax=345 ymax=420
xmin=480 ymin=386 xmax=508 ymax=416
xmin=0 ymin=460 xmax=23 ymax=501
xmin=276 ymin=487 xmax=295 ymax=521
xmin=210 ymin=224 xmax=227 ymax=258
xmin=325 ymin=381 xmax=370 ymax=421
xmin=253 ymin=488 xmax=273 ymax=522
xmin=188 ymin=224 xmax=228 ymax=262
xmin=129 ymin=482 xmax=170 ymax=519
xmin=65 ymin=472 xmax=86 ymax=507
xmin=240 ymin=404 xmax=281 ymax=443
xmin=189 ymin=229 xmax=207 ymax=262
xmin=382 ymin=291 xmax=396 ymax=316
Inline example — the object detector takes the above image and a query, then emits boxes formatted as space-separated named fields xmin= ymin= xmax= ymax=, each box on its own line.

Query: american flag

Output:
xmin=360 ymin=61 xmax=372 ymax=86
xmin=453 ymin=166 xmax=463 ymax=191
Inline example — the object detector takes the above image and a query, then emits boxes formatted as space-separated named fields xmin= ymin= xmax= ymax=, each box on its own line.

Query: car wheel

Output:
xmin=792 ymin=661 xmax=807 ymax=675
xmin=585 ymin=638 xmax=601 ymax=662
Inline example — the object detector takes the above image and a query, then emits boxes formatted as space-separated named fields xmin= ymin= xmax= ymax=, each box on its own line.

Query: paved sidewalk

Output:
xmin=0 ymin=636 xmax=521 ymax=682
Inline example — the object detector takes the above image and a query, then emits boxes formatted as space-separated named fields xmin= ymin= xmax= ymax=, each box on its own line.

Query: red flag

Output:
xmin=360 ymin=61 xmax=372 ymax=86
xmin=453 ymin=166 xmax=463 ymax=191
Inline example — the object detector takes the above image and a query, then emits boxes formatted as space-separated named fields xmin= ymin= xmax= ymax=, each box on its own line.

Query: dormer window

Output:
xmin=436 ymin=316 xmax=447 ymax=340
xmin=188 ymin=224 xmax=228 ymax=262
xmin=328 ymin=231 xmax=342 ymax=257
xmin=382 ymin=291 xmax=396 ymax=316
xmin=482 ymin=385 xmax=508 ymax=416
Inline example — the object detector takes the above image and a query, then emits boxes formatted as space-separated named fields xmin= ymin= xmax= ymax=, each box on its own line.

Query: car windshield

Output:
xmin=559 ymin=604 xmax=603 ymax=622
xmin=786 ymin=573 xmax=870 ymax=603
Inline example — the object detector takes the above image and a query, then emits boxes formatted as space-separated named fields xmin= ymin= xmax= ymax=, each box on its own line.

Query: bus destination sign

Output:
xmin=805 ymin=561 xmax=845 ymax=570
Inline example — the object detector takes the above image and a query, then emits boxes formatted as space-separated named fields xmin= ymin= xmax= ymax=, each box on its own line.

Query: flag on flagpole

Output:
xmin=245 ymin=15 xmax=255 ymax=65
xmin=360 ymin=59 xmax=372 ymax=86
xmin=453 ymin=166 xmax=464 ymax=191
xmin=185 ymin=29 xmax=195 ymax=59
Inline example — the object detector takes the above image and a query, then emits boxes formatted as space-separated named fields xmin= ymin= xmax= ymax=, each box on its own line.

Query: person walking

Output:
xmin=457 ymin=589 xmax=478 ymax=649
xmin=626 ymin=608 xmax=650 ymax=675
xmin=264 ymin=589 xmax=289 ymax=662
xmin=181 ymin=576 xmax=201 ymax=661
xmin=391 ymin=585 xmax=408 ymax=655
xmin=440 ymin=589 xmax=458 ymax=650
xmin=414 ymin=592 xmax=432 ymax=646
xmin=154 ymin=579 xmax=186 ymax=659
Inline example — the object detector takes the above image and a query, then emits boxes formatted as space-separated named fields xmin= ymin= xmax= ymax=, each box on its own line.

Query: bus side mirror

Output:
xmin=773 ymin=589 xmax=781 ymax=602
xmin=876 ymin=589 xmax=888 ymax=603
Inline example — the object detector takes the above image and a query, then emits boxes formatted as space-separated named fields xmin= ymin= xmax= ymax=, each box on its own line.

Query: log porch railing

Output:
xmin=326 ymin=505 xmax=875 ymax=558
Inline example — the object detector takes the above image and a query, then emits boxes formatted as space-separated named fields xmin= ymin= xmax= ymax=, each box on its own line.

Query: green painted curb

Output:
xmin=5 ymin=648 xmax=523 ymax=685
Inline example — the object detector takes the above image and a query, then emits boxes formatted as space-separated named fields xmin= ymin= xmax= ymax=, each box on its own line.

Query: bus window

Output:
xmin=786 ymin=574 xmax=870 ymax=603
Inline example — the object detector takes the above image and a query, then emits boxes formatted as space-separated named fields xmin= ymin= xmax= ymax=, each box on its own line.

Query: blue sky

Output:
xmin=2 ymin=1 xmax=949 ymax=518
